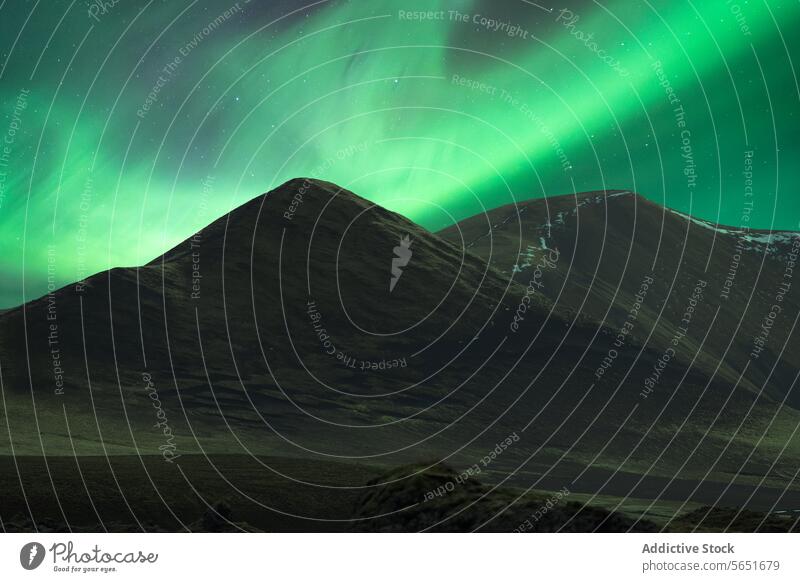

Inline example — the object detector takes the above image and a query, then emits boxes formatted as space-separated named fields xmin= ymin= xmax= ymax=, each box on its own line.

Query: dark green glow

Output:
xmin=0 ymin=0 xmax=798 ymax=306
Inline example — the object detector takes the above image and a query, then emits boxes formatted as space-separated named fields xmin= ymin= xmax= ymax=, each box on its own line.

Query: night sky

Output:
xmin=0 ymin=0 xmax=798 ymax=307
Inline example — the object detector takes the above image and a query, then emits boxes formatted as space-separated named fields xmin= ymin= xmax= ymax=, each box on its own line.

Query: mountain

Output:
xmin=1 ymin=180 xmax=798 ymax=531
xmin=437 ymin=190 xmax=800 ymax=404
xmin=0 ymin=178 xmax=552 ymax=458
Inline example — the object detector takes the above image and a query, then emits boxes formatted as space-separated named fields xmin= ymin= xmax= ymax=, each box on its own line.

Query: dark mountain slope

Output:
xmin=0 ymin=181 xmax=798 ymax=521
xmin=438 ymin=190 xmax=800 ymax=405
xmin=0 ymin=179 xmax=561 ymax=460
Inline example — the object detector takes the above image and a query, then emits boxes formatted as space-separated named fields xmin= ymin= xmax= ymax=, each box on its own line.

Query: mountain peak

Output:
xmin=153 ymin=178 xmax=385 ymax=266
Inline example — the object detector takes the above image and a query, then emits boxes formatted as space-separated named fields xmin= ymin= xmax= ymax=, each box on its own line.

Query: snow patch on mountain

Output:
xmin=666 ymin=208 xmax=798 ymax=256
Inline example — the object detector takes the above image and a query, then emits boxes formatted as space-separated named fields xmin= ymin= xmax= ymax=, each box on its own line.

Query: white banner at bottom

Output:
xmin=0 ymin=533 xmax=796 ymax=581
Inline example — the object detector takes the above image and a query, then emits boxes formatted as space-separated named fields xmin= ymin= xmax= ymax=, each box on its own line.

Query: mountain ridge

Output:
xmin=1 ymin=179 xmax=798 ymax=528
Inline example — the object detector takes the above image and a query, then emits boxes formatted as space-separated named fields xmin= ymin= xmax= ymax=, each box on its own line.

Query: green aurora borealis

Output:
xmin=0 ymin=0 xmax=798 ymax=307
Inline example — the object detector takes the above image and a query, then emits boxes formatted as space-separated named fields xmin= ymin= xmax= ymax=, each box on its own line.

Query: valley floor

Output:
xmin=0 ymin=455 xmax=796 ymax=532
